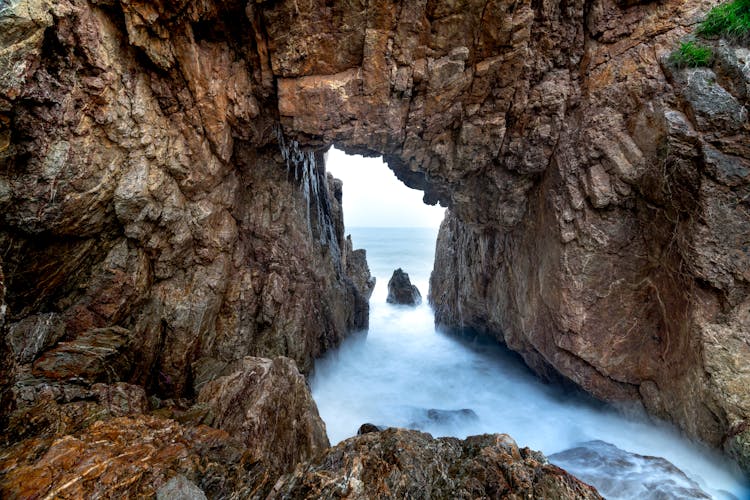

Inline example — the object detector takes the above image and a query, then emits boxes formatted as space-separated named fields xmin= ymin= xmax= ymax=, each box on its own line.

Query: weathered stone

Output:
xmin=156 ymin=475 xmax=208 ymax=500
xmin=345 ymin=236 xmax=376 ymax=301
xmin=268 ymin=429 xmax=603 ymax=499
xmin=0 ymin=416 xmax=252 ymax=499
xmin=387 ymin=268 xmax=422 ymax=306
xmin=0 ymin=0 xmax=748 ymax=489
xmin=31 ymin=327 xmax=133 ymax=384
xmin=196 ymin=356 xmax=329 ymax=475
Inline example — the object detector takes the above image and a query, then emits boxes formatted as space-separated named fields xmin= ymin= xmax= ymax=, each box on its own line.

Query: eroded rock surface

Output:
xmin=0 ymin=415 xmax=250 ymax=499
xmin=269 ymin=428 xmax=603 ymax=499
xmin=195 ymin=356 xmax=329 ymax=475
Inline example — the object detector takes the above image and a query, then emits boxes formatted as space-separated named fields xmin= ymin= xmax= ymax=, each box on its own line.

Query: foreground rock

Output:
xmin=549 ymin=440 xmax=713 ymax=500
xmin=0 ymin=415 xmax=249 ymax=499
xmin=0 ymin=356 xmax=332 ymax=498
xmin=269 ymin=428 xmax=603 ymax=499
xmin=195 ymin=356 xmax=329 ymax=474
xmin=386 ymin=269 xmax=422 ymax=306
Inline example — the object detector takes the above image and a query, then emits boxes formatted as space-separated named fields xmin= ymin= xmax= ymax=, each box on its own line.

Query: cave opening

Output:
xmin=324 ymin=146 xmax=445 ymax=303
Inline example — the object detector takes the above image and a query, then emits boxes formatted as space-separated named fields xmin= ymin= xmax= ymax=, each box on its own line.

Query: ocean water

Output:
xmin=311 ymin=227 xmax=749 ymax=500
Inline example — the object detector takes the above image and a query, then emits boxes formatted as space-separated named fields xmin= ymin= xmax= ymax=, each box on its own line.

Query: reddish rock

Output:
xmin=0 ymin=416 xmax=250 ymax=499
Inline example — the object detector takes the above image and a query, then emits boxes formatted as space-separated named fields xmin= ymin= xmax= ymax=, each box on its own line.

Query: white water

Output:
xmin=311 ymin=227 xmax=749 ymax=500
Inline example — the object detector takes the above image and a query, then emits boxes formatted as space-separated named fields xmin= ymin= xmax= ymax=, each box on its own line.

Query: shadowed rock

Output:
xmin=387 ymin=268 xmax=422 ymax=306
xmin=31 ymin=327 xmax=133 ymax=384
xmin=357 ymin=422 xmax=383 ymax=435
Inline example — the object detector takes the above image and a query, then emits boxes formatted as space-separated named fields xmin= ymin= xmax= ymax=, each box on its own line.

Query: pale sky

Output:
xmin=325 ymin=147 xmax=446 ymax=228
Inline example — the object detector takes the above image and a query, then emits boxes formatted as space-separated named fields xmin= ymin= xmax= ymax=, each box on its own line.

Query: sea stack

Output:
xmin=387 ymin=269 xmax=422 ymax=306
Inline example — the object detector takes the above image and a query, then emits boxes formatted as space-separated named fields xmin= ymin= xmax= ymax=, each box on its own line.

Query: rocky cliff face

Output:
xmin=429 ymin=0 xmax=750 ymax=471
xmin=0 ymin=0 xmax=747 ymax=495
xmin=0 ymin=0 xmax=373 ymax=407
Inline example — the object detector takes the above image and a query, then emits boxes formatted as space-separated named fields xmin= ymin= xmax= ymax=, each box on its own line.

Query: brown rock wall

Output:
xmin=0 ymin=0 xmax=747 ymax=493
xmin=0 ymin=0 xmax=371 ymax=410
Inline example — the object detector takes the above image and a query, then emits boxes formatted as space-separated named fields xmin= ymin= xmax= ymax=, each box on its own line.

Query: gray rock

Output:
xmin=549 ymin=440 xmax=712 ymax=500
xmin=156 ymin=475 xmax=208 ymax=500
xmin=408 ymin=408 xmax=479 ymax=429
xmin=387 ymin=268 xmax=422 ymax=306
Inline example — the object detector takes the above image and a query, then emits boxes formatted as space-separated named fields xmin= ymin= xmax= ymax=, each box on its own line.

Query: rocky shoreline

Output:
xmin=0 ymin=0 xmax=748 ymax=496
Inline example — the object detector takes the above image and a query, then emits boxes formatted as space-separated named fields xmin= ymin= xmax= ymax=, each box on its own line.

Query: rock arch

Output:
xmin=1 ymin=0 xmax=748 ymax=470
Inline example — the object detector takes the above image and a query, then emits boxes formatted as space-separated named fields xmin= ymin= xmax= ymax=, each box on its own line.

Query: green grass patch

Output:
xmin=669 ymin=41 xmax=714 ymax=68
xmin=697 ymin=0 xmax=750 ymax=42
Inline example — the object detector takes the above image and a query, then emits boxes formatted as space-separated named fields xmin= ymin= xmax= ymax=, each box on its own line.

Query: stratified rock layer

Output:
xmin=269 ymin=428 xmax=603 ymax=499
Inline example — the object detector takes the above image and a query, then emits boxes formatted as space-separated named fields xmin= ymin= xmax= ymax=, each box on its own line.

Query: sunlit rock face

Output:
xmin=0 ymin=0 xmax=748 ymax=496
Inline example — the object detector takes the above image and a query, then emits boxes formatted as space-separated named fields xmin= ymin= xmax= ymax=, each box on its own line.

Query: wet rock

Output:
xmin=408 ymin=408 xmax=480 ymax=430
xmin=549 ymin=440 xmax=712 ymax=500
xmin=346 ymin=235 xmax=376 ymax=301
xmin=268 ymin=428 xmax=603 ymax=499
xmin=387 ymin=268 xmax=422 ymax=306
xmin=196 ymin=356 xmax=329 ymax=474
xmin=31 ymin=327 xmax=133 ymax=384
xmin=357 ymin=423 xmax=383 ymax=435
xmin=156 ymin=475 xmax=207 ymax=500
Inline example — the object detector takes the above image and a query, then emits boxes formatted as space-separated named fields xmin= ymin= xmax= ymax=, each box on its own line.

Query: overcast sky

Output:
xmin=325 ymin=147 xmax=446 ymax=228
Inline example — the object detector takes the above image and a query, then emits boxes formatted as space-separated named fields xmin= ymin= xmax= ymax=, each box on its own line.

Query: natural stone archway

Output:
xmin=0 ymin=0 xmax=748 ymax=481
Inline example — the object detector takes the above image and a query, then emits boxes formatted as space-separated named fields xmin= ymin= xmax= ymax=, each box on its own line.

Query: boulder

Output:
xmin=549 ymin=440 xmax=712 ymax=500
xmin=386 ymin=268 xmax=422 ymax=306
xmin=268 ymin=428 xmax=603 ymax=499
xmin=196 ymin=356 xmax=329 ymax=474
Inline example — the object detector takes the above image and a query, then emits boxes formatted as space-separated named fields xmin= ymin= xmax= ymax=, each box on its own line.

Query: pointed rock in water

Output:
xmin=268 ymin=429 xmax=603 ymax=499
xmin=387 ymin=268 xmax=422 ymax=306
xmin=549 ymin=440 xmax=712 ymax=500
